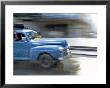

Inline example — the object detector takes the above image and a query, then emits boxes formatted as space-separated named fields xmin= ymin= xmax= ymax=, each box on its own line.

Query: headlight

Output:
xmin=67 ymin=48 xmax=70 ymax=53
xmin=58 ymin=46 xmax=64 ymax=52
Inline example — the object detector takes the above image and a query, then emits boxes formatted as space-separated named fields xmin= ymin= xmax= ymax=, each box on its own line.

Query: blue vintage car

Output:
xmin=14 ymin=29 xmax=72 ymax=68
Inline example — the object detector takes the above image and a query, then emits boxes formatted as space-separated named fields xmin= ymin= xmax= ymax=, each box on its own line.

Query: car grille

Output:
xmin=63 ymin=49 xmax=68 ymax=56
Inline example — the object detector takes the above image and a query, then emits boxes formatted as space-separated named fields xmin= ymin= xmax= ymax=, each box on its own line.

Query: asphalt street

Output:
xmin=14 ymin=49 xmax=97 ymax=75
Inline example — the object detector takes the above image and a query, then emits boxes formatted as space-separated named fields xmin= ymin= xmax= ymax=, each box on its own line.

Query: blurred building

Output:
xmin=14 ymin=13 xmax=97 ymax=38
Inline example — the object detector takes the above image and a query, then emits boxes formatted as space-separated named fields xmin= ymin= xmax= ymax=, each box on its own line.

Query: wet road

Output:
xmin=14 ymin=53 xmax=97 ymax=75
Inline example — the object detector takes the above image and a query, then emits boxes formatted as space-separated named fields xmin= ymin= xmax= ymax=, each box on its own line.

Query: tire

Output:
xmin=38 ymin=54 xmax=55 ymax=68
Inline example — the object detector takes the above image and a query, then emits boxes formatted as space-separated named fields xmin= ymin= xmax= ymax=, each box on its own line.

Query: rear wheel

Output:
xmin=38 ymin=54 xmax=56 ymax=68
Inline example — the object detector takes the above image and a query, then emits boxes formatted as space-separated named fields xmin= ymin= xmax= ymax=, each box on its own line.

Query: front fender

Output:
xmin=30 ymin=45 xmax=61 ymax=61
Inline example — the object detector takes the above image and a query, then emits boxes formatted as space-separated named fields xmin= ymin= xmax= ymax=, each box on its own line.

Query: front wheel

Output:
xmin=38 ymin=54 xmax=56 ymax=68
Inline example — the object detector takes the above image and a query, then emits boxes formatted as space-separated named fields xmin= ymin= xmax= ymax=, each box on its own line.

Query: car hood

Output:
xmin=31 ymin=38 xmax=68 ymax=48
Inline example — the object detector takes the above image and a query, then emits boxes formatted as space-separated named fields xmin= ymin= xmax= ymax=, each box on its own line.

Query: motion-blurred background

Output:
xmin=14 ymin=13 xmax=97 ymax=38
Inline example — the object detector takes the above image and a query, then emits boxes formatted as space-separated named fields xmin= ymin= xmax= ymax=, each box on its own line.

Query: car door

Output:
xmin=14 ymin=32 xmax=30 ymax=60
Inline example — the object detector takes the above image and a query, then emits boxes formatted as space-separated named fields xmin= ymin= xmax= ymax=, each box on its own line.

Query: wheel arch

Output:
xmin=37 ymin=52 xmax=56 ymax=61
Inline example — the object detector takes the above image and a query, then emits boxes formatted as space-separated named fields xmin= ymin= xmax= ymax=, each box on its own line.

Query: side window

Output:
xmin=14 ymin=33 xmax=25 ymax=41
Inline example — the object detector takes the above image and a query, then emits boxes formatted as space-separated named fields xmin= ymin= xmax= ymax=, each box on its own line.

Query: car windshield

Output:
xmin=26 ymin=31 xmax=41 ymax=40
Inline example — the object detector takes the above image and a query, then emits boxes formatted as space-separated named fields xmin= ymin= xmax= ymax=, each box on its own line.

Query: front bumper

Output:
xmin=58 ymin=49 xmax=72 ymax=60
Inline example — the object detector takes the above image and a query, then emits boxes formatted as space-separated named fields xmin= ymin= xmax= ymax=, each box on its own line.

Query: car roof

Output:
xmin=14 ymin=28 xmax=33 ymax=33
